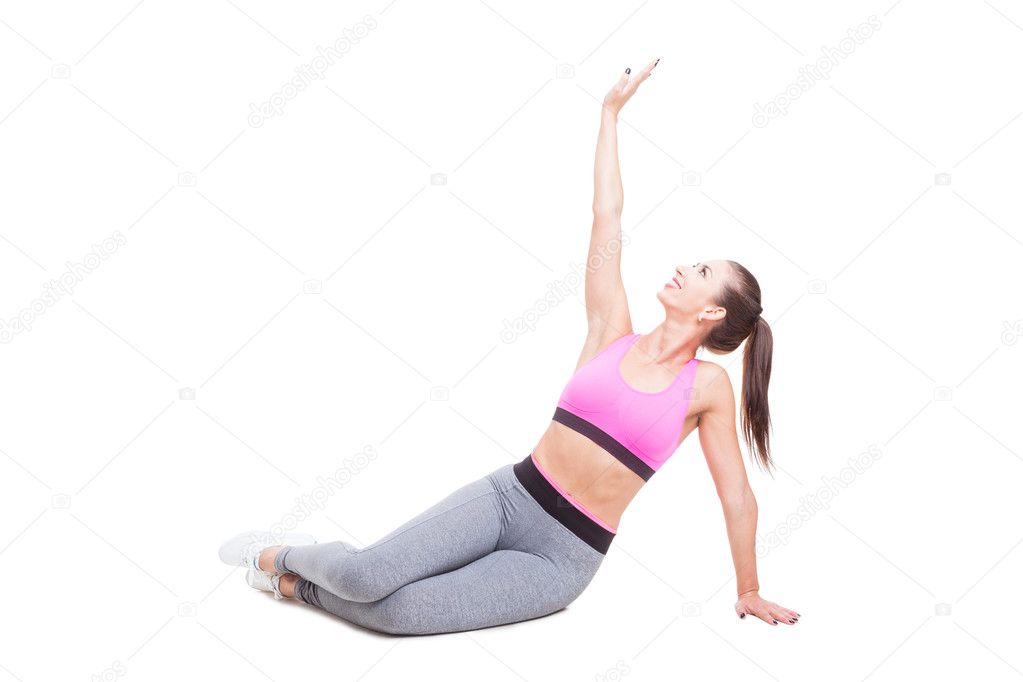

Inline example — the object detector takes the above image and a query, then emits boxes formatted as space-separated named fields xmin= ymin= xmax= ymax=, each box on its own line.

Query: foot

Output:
xmin=278 ymin=573 xmax=300 ymax=598
xmin=218 ymin=530 xmax=317 ymax=572
xmin=246 ymin=570 xmax=301 ymax=600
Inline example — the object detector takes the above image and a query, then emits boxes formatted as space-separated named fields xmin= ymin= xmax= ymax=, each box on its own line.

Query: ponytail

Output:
xmin=705 ymin=261 xmax=775 ymax=473
xmin=740 ymin=316 xmax=773 ymax=473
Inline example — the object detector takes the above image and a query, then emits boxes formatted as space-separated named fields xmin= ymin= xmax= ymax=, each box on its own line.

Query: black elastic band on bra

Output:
xmin=552 ymin=407 xmax=656 ymax=482
xmin=513 ymin=454 xmax=615 ymax=555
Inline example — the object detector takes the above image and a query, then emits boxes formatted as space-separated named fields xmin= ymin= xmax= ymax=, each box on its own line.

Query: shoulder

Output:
xmin=693 ymin=358 xmax=729 ymax=385
xmin=692 ymin=359 xmax=735 ymax=414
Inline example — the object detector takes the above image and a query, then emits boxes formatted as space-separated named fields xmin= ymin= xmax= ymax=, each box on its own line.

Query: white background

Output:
xmin=1 ymin=0 xmax=1021 ymax=680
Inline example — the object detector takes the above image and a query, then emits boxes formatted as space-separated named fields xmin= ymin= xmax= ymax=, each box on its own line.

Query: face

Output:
xmin=656 ymin=259 xmax=731 ymax=320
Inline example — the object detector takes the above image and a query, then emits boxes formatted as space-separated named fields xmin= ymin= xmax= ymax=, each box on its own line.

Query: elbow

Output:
xmin=592 ymin=204 xmax=622 ymax=219
xmin=721 ymin=485 xmax=756 ymax=512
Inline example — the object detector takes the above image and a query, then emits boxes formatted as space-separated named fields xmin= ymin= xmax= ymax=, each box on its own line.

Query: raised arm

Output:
xmin=576 ymin=60 xmax=659 ymax=368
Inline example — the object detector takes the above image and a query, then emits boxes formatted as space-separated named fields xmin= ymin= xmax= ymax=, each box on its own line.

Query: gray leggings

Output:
xmin=274 ymin=460 xmax=609 ymax=635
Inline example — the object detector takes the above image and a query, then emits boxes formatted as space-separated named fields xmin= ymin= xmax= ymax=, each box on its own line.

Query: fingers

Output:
xmin=742 ymin=606 xmax=798 ymax=625
xmin=737 ymin=599 xmax=802 ymax=625
xmin=766 ymin=604 xmax=799 ymax=625
xmin=773 ymin=603 xmax=800 ymax=623
xmin=622 ymin=57 xmax=660 ymax=93
xmin=632 ymin=58 xmax=659 ymax=85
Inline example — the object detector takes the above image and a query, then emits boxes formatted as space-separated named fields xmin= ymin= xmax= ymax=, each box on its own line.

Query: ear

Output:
xmin=703 ymin=305 xmax=726 ymax=322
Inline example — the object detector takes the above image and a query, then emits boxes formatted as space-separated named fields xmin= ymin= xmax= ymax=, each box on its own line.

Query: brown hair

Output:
xmin=703 ymin=261 xmax=774 ymax=473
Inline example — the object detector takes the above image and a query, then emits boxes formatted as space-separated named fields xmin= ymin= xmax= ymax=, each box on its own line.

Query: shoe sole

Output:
xmin=246 ymin=569 xmax=270 ymax=590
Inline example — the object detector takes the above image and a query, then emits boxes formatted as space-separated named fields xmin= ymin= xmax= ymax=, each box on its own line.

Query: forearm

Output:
xmin=722 ymin=489 xmax=760 ymax=596
xmin=593 ymin=109 xmax=623 ymax=216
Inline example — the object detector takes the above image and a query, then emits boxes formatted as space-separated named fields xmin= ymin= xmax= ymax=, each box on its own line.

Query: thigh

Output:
xmin=363 ymin=471 xmax=505 ymax=551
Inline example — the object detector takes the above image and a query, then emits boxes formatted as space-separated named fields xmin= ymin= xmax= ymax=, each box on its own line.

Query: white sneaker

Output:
xmin=246 ymin=569 xmax=286 ymax=600
xmin=218 ymin=530 xmax=317 ymax=571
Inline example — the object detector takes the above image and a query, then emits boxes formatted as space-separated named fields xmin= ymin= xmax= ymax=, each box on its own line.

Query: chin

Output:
xmin=656 ymin=288 xmax=679 ymax=304
xmin=656 ymin=295 xmax=679 ymax=314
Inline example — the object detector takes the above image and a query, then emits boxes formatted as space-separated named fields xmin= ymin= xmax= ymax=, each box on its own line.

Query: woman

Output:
xmin=219 ymin=58 xmax=800 ymax=634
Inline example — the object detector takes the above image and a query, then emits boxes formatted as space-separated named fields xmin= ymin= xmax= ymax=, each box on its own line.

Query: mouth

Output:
xmin=663 ymin=272 xmax=685 ymax=290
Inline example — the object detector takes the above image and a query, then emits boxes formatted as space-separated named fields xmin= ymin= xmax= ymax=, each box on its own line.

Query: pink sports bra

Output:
xmin=554 ymin=333 xmax=700 ymax=481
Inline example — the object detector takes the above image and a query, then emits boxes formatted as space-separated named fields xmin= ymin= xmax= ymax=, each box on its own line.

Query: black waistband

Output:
xmin=552 ymin=407 xmax=656 ymax=482
xmin=513 ymin=453 xmax=615 ymax=555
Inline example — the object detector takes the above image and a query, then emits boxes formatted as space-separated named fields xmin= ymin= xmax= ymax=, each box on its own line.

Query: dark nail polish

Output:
xmin=625 ymin=68 xmax=631 ymax=74
xmin=789 ymin=619 xmax=795 ymax=623
xmin=773 ymin=620 xmax=778 ymax=624
xmin=655 ymin=58 xmax=660 ymax=65
xmin=739 ymin=613 xmax=745 ymax=619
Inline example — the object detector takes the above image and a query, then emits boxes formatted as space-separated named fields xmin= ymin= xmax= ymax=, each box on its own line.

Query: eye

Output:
xmin=700 ymin=266 xmax=708 ymax=277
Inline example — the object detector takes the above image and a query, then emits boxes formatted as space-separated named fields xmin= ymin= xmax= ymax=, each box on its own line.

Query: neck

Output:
xmin=637 ymin=318 xmax=701 ymax=368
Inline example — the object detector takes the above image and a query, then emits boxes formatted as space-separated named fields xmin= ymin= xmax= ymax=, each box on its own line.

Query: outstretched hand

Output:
xmin=602 ymin=58 xmax=659 ymax=116
xmin=735 ymin=592 xmax=801 ymax=626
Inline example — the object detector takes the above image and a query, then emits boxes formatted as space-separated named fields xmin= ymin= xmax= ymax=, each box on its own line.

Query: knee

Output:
xmin=369 ymin=599 xmax=428 ymax=636
xmin=370 ymin=590 xmax=453 ymax=636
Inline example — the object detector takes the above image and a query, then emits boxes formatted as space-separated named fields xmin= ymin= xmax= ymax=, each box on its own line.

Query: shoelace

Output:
xmin=269 ymin=573 xmax=284 ymax=600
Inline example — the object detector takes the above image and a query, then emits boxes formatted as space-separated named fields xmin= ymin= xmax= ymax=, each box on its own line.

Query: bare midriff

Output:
xmin=532 ymin=407 xmax=703 ymax=531
xmin=531 ymin=421 xmax=646 ymax=533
